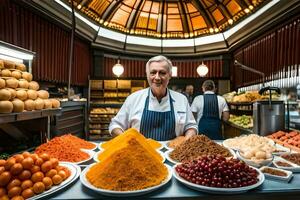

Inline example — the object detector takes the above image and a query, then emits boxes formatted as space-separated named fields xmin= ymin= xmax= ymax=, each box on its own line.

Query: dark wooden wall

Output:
xmin=232 ymin=14 xmax=300 ymax=88
xmin=0 ymin=0 xmax=91 ymax=86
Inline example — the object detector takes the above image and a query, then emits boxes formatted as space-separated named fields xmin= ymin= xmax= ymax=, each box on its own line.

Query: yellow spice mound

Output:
xmin=99 ymin=128 xmax=163 ymax=162
xmin=86 ymin=138 xmax=168 ymax=191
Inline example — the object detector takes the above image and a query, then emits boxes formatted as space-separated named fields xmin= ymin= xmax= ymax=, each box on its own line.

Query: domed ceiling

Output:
xmin=67 ymin=0 xmax=269 ymax=39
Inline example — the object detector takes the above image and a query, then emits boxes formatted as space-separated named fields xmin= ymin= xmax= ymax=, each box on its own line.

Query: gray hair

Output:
xmin=202 ymin=80 xmax=215 ymax=91
xmin=146 ymin=55 xmax=172 ymax=74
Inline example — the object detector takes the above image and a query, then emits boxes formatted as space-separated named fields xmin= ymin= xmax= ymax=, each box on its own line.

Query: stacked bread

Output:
xmin=0 ymin=60 xmax=60 ymax=113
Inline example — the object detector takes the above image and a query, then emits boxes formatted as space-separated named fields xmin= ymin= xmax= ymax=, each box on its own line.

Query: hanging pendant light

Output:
xmin=112 ymin=59 xmax=124 ymax=77
xmin=196 ymin=62 xmax=208 ymax=77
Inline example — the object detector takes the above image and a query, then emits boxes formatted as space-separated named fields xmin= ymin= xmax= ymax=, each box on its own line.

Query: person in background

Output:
xmin=182 ymin=85 xmax=194 ymax=105
xmin=191 ymin=80 xmax=229 ymax=140
xmin=109 ymin=55 xmax=198 ymax=141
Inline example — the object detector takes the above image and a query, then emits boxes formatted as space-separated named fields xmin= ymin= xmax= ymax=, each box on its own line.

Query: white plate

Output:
xmin=273 ymin=156 xmax=300 ymax=172
xmin=173 ymin=164 xmax=264 ymax=194
xmin=93 ymin=150 xmax=165 ymax=163
xmin=165 ymin=148 xmax=236 ymax=165
xmin=29 ymin=162 xmax=81 ymax=200
xmin=260 ymin=166 xmax=293 ymax=182
xmin=71 ymin=149 xmax=95 ymax=165
xmin=80 ymin=163 xmax=172 ymax=197
xmin=236 ymin=151 xmax=273 ymax=168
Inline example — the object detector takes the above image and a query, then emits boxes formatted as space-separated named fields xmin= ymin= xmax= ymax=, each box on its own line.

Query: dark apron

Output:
xmin=140 ymin=89 xmax=176 ymax=141
xmin=198 ymin=94 xmax=223 ymax=140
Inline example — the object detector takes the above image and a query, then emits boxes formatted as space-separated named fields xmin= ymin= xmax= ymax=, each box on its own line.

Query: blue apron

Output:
xmin=198 ymin=94 xmax=223 ymax=140
xmin=140 ymin=89 xmax=176 ymax=141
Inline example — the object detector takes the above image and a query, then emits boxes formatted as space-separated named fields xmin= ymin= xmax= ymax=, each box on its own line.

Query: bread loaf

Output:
xmin=11 ymin=70 xmax=22 ymax=79
xmin=1 ymin=69 xmax=12 ymax=77
xmin=12 ymin=98 xmax=24 ymax=112
xmin=7 ymin=88 xmax=16 ymax=100
xmin=15 ymin=63 xmax=26 ymax=71
xmin=44 ymin=99 xmax=52 ymax=109
xmin=18 ymin=79 xmax=29 ymax=89
xmin=34 ymin=98 xmax=44 ymax=110
xmin=24 ymin=99 xmax=35 ymax=111
xmin=37 ymin=90 xmax=49 ymax=99
xmin=0 ymin=60 xmax=4 ymax=69
xmin=0 ymin=89 xmax=11 ymax=100
xmin=27 ymin=89 xmax=38 ymax=100
xmin=0 ymin=78 xmax=5 ymax=88
xmin=50 ymin=99 xmax=60 ymax=108
xmin=21 ymin=72 xmax=33 ymax=82
xmin=16 ymin=90 xmax=28 ymax=101
xmin=0 ymin=101 xmax=13 ymax=113
xmin=6 ymin=78 xmax=18 ymax=88
xmin=3 ymin=60 xmax=15 ymax=69
xmin=28 ymin=81 xmax=39 ymax=90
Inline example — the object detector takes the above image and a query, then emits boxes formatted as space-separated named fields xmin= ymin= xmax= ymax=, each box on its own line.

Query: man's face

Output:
xmin=147 ymin=61 xmax=171 ymax=95
xmin=186 ymin=86 xmax=194 ymax=95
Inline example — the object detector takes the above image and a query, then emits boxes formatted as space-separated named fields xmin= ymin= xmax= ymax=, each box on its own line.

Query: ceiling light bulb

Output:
xmin=209 ymin=28 xmax=214 ymax=33
xmin=228 ymin=19 xmax=233 ymax=24
xmin=249 ymin=5 xmax=254 ymax=10
xmin=214 ymin=28 xmax=219 ymax=32
xmin=77 ymin=4 xmax=82 ymax=9
xmin=112 ymin=62 xmax=124 ymax=77
xmin=196 ymin=62 xmax=209 ymax=77
xmin=244 ymin=8 xmax=250 ymax=13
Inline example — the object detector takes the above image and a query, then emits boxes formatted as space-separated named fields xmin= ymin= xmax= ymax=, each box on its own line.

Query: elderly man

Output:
xmin=109 ymin=55 xmax=197 ymax=141
xmin=191 ymin=80 xmax=229 ymax=140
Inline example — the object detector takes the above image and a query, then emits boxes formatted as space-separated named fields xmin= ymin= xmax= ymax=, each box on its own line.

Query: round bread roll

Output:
xmin=24 ymin=99 xmax=35 ymax=111
xmin=0 ymin=89 xmax=11 ymax=100
xmin=37 ymin=90 xmax=49 ymax=99
xmin=34 ymin=98 xmax=45 ymax=110
xmin=6 ymin=78 xmax=18 ymax=88
xmin=11 ymin=70 xmax=22 ymax=79
xmin=21 ymin=72 xmax=33 ymax=82
xmin=0 ymin=100 xmax=13 ymax=113
xmin=50 ymin=99 xmax=60 ymax=108
xmin=15 ymin=63 xmax=26 ymax=71
xmin=43 ymin=99 xmax=52 ymax=109
xmin=27 ymin=89 xmax=38 ymax=100
xmin=28 ymin=81 xmax=39 ymax=90
xmin=12 ymin=98 xmax=24 ymax=112
xmin=18 ymin=79 xmax=29 ymax=89
xmin=16 ymin=90 xmax=28 ymax=101
xmin=0 ymin=78 xmax=5 ymax=88
xmin=0 ymin=60 xmax=4 ymax=69
xmin=3 ymin=60 xmax=15 ymax=69
xmin=1 ymin=69 xmax=12 ymax=77
xmin=7 ymin=88 xmax=16 ymax=100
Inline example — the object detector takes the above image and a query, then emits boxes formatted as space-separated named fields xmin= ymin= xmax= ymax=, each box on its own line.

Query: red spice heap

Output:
xmin=60 ymin=134 xmax=96 ymax=149
xmin=35 ymin=136 xmax=90 ymax=162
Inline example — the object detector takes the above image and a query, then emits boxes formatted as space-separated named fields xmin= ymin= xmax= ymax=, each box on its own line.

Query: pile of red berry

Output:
xmin=175 ymin=155 xmax=259 ymax=188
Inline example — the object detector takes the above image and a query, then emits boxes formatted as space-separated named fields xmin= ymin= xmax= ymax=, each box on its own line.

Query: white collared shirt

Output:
xmin=191 ymin=91 xmax=229 ymax=123
xmin=109 ymin=88 xmax=198 ymax=136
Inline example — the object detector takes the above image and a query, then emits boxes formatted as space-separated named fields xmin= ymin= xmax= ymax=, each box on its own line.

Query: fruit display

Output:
xmin=229 ymin=115 xmax=253 ymax=129
xmin=267 ymin=131 xmax=300 ymax=152
xmin=0 ymin=59 xmax=60 ymax=113
xmin=175 ymin=155 xmax=259 ymax=188
xmin=0 ymin=152 xmax=70 ymax=199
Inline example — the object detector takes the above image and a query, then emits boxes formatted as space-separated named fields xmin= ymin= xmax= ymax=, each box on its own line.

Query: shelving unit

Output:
xmin=88 ymin=78 xmax=147 ymax=140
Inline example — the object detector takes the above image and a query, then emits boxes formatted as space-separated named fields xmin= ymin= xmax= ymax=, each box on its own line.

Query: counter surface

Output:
xmin=51 ymin=153 xmax=300 ymax=200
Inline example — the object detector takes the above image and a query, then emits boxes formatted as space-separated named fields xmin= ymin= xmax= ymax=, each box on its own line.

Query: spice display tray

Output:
xmin=272 ymin=144 xmax=291 ymax=156
xmin=80 ymin=163 xmax=172 ymax=197
xmin=72 ymin=149 xmax=95 ymax=165
xmin=236 ymin=151 xmax=273 ymax=168
xmin=260 ymin=166 xmax=293 ymax=182
xmin=273 ymin=156 xmax=300 ymax=172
